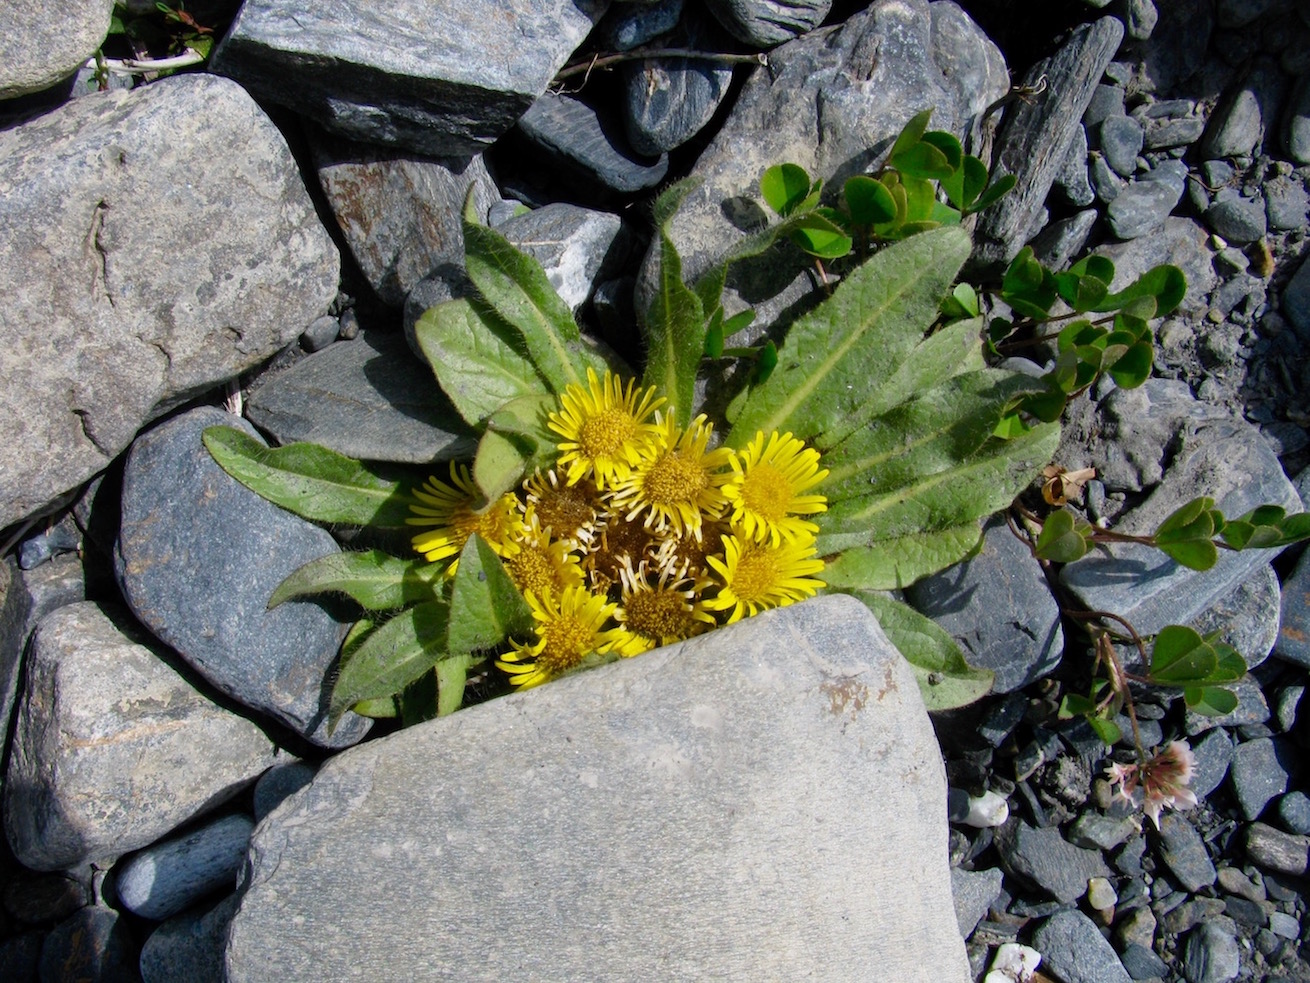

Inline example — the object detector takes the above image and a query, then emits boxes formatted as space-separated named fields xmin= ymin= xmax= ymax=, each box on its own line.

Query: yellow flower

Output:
xmin=704 ymin=533 xmax=826 ymax=623
xmin=503 ymin=508 xmax=584 ymax=597
xmin=547 ymin=368 xmax=664 ymax=489
xmin=407 ymin=463 xmax=519 ymax=571
xmin=722 ymin=430 xmax=829 ymax=546
xmin=496 ymin=586 xmax=634 ymax=689
xmin=613 ymin=559 xmax=715 ymax=654
xmin=523 ymin=468 xmax=599 ymax=544
xmin=608 ymin=413 xmax=734 ymax=539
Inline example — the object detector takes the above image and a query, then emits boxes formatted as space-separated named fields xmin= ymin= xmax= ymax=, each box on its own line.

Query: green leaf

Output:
xmin=891 ymin=141 xmax=954 ymax=181
xmin=435 ymin=653 xmax=476 ymax=716
xmin=1155 ymin=496 xmax=1220 ymax=570
xmin=940 ymin=283 xmax=980 ymax=320
xmin=462 ymin=220 xmax=610 ymax=393
xmin=415 ymin=298 xmax=548 ymax=426
xmin=942 ymin=155 xmax=989 ymax=211
xmin=1068 ymin=254 xmax=1115 ymax=285
xmin=888 ymin=109 xmax=933 ymax=161
xmin=446 ymin=534 xmax=534 ymax=657
xmin=818 ymin=524 xmax=985 ymax=590
xmin=728 ymin=227 xmax=972 ymax=446
xmin=1159 ymin=539 xmax=1219 ymax=571
xmin=919 ymin=131 xmax=964 ymax=172
xmin=704 ymin=319 xmax=725 ymax=358
xmin=351 ymin=696 xmax=399 ymax=719
xmin=328 ymin=601 xmax=449 ymax=732
xmin=399 ymin=670 xmax=439 ymax=727
xmin=474 ymin=394 xmax=556 ymax=501
xmin=967 ymin=173 xmax=1016 ymax=214
xmin=786 ymin=213 xmax=853 ymax=259
xmin=846 ymin=591 xmax=993 ymax=710
xmin=642 ymin=186 xmax=707 ymax=426
xmin=269 ymin=550 xmax=443 ymax=611
xmin=1148 ymin=625 xmax=1219 ymax=684
xmin=1087 ymin=715 xmax=1123 ymax=746
xmin=1185 ymin=685 xmax=1239 ymax=716
xmin=755 ymin=340 xmax=778 ymax=383
xmin=1092 ymin=264 xmax=1186 ymax=316
xmin=760 ymin=163 xmax=814 ymax=216
xmin=1034 ymin=509 xmax=1092 ymax=563
xmin=844 ymin=175 xmax=898 ymax=226
xmin=1001 ymin=247 xmax=1058 ymax=320
xmin=1106 ymin=341 xmax=1154 ymax=388
xmin=202 ymin=426 xmax=414 ymax=528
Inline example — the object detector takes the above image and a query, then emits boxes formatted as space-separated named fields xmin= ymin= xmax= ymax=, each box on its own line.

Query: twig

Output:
xmin=554 ymin=49 xmax=767 ymax=82
xmin=84 ymin=49 xmax=207 ymax=76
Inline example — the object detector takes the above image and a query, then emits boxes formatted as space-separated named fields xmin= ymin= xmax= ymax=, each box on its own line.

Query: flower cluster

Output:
xmin=407 ymin=369 xmax=829 ymax=689
xmin=1106 ymin=740 xmax=1198 ymax=829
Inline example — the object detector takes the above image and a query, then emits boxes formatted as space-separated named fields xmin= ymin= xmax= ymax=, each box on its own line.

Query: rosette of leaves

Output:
xmin=205 ymin=171 xmax=1066 ymax=728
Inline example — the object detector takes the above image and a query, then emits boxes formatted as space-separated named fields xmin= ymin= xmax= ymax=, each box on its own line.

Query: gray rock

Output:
xmin=1185 ymin=679 xmax=1270 ymax=735
xmin=1277 ymin=791 xmax=1310 ymax=834
xmin=703 ymin=0 xmax=832 ymax=47
xmin=1054 ymin=124 xmax=1096 ymax=207
xmin=4 ymin=602 xmax=277 ymax=871
xmin=1090 ymin=153 xmax=1125 ymax=203
xmin=1229 ymin=737 xmax=1294 ymax=820
xmin=1286 ymin=73 xmax=1310 ymax=163
xmin=115 ymin=814 xmax=253 ymax=921
xmin=211 ymin=0 xmax=606 ymax=157
xmin=1244 ymin=822 xmax=1310 ymax=875
xmin=1060 ymin=419 xmax=1301 ymax=637
xmin=951 ymin=866 xmax=1002 ymax=938
xmin=0 ymin=0 xmax=114 ymax=99
xmin=299 ymin=314 xmax=340 ymax=353
xmin=603 ymin=0 xmax=683 ymax=50
xmin=225 ymin=596 xmax=971 ymax=982
xmin=906 ymin=516 xmax=1063 ymax=693
xmin=115 ymin=406 xmax=370 ymax=748
xmin=1189 ymin=726 xmax=1234 ymax=799
xmin=1100 ymin=115 xmax=1144 ymax=176
xmin=1068 ymin=813 xmax=1138 ymax=851
xmin=497 ymin=202 xmax=627 ymax=312
xmin=0 ymin=554 xmax=85 ymax=771
xmin=1105 ymin=162 xmax=1187 ymax=240
xmin=1205 ymin=196 xmax=1268 ymax=243
xmin=663 ymin=0 xmax=1007 ymax=291
xmin=0 ymin=74 xmax=340 ymax=531
xmin=1189 ymin=563 xmax=1280 ymax=669
xmin=1200 ymin=58 xmax=1288 ymax=160
xmin=1217 ymin=0 xmax=1278 ymax=28
xmin=309 ymin=134 xmax=501 ymax=307
xmin=1282 ymin=250 xmax=1310 ymax=337
xmin=39 ymin=906 xmax=137 ymax=983
xmin=140 ymin=893 xmax=239 ymax=983
xmin=517 ymin=92 xmax=670 ymax=195
xmin=1274 ymin=685 xmax=1303 ymax=733
xmin=1120 ymin=942 xmax=1168 ymax=980
xmin=1155 ymin=813 xmax=1217 ymax=891
xmin=253 ymin=762 xmax=317 ymax=822
xmin=1031 ymin=909 xmax=1132 ymax=983
xmin=1135 ymin=0 xmax=1212 ymax=92
xmin=1123 ymin=0 xmax=1158 ymax=40
xmin=1268 ymin=910 xmax=1301 ymax=938
xmin=1264 ymin=174 xmax=1310 ymax=229
xmin=972 ymin=16 xmax=1124 ymax=267
xmin=1182 ymin=921 xmax=1240 ymax=983
xmin=245 ymin=330 xmax=475 ymax=465
xmin=1084 ymin=84 xmax=1125 ymax=128
xmin=1028 ymin=209 xmax=1098 ymax=271
xmin=1276 ymin=539 xmax=1310 ymax=668
xmin=994 ymin=819 xmax=1111 ymax=904
xmin=0 ymin=932 xmax=41 ymax=981
xmin=1142 ymin=115 xmax=1206 ymax=150
xmin=622 ymin=8 xmax=736 ymax=155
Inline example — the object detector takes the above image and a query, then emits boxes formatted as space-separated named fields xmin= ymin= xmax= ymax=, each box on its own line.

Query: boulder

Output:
xmin=0 ymin=0 xmax=114 ymax=99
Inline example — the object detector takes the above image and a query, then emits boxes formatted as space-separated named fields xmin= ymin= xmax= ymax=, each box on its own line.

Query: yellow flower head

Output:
xmin=503 ymin=508 xmax=585 ymax=597
xmin=613 ymin=559 xmax=715 ymax=655
xmin=523 ymin=468 xmax=599 ymax=545
xmin=723 ymin=430 xmax=829 ymax=546
xmin=704 ymin=533 xmax=826 ymax=623
xmin=607 ymin=413 xmax=734 ymax=540
xmin=548 ymin=368 xmax=664 ymax=489
xmin=407 ymin=464 xmax=520 ymax=571
xmin=496 ymin=586 xmax=634 ymax=689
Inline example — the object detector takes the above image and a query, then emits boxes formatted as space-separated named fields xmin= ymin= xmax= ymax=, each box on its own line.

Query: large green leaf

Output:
xmin=446 ymin=534 xmax=534 ymax=657
xmin=818 ymin=524 xmax=985 ymax=590
xmin=202 ymin=426 xmax=414 ymax=527
xmin=727 ymin=227 xmax=972 ymax=446
xmin=845 ymin=591 xmax=993 ymax=710
xmin=269 ymin=550 xmax=443 ymax=611
xmin=414 ymin=297 xmax=548 ymax=426
xmin=642 ymin=182 xmax=706 ymax=426
xmin=328 ymin=601 xmax=450 ymax=732
xmin=462 ymin=219 xmax=609 ymax=394
xmin=473 ymin=394 xmax=557 ymax=501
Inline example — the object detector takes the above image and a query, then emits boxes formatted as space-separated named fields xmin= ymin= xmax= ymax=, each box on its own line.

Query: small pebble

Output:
xmin=300 ymin=314 xmax=340 ymax=352
xmin=1087 ymin=876 xmax=1117 ymax=911
xmin=1275 ymin=791 xmax=1310 ymax=835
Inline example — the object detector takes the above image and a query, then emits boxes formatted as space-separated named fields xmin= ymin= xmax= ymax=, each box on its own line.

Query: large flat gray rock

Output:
xmin=0 ymin=0 xmax=114 ymax=99
xmin=226 ymin=595 xmax=969 ymax=982
xmin=0 ymin=74 xmax=339 ymax=530
xmin=211 ymin=0 xmax=608 ymax=156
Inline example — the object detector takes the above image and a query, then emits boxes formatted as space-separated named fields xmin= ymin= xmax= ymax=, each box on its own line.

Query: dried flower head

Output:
xmin=1106 ymin=740 xmax=1198 ymax=829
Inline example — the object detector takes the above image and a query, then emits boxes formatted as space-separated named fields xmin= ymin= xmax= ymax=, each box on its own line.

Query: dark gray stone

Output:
xmin=1189 ymin=563 xmax=1280 ymax=669
xmin=1054 ymin=124 xmax=1096 ymax=206
xmin=115 ymin=814 xmax=253 ymax=921
xmin=253 ymin=762 xmax=317 ymax=822
xmin=1124 ymin=0 xmax=1158 ymax=40
xmin=1182 ymin=921 xmax=1240 ymax=983
xmin=1142 ymin=115 xmax=1206 ymax=150
xmin=245 ymin=330 xmax=475 ymax=466
xmin=1029 ymin=209 xmax=1098 ymax=271
xmin=1135 ymin=0 xmax=1212 ymax=92
xmin=1084 ymin=84 xmax=1124 ymax=127
xmin=1283 ymin=250 xmax=1310 ymax=337
xmin=0 ymin=0 xmax=114 ymax=99
xmin=603 ymin=0 xmax=683 ymax=50
xmin=906 ymin=516 xmax=1063 ymax=693
xmin=0 ymin=74 xmax=340 ymax=531
xmin=1217 ymin=0 xmax=1278 ymax=28
xmin=1286 ymin=73 xmax=1310 ymax=163
xmin=622 ymin=9 xmax=735 ymax=155
xmin=1090 ymin=153 xmax=1125 ymax=203
xmin=1189 ymin=727 xmax=1234 ymax=799
xmin=703 ymin=0 xmax=832 ymax=47
xmin=994 ymin=819 xmax=1111 ymax=904
xmin=4 ymin=602 xmax=277 ymax=872
xmin=140 ymin=894 xmax=239 ymax=983
xmin=1276 ymin=792 xmax=1310 ymax=835
xmin=1230 ymin=737 xmax=1295 ymax=820
xmin=1200 ymin=57 xmax=1288 ymax=159
xmin=0 ymin=933 xmax=41 ymax=982
xmin=299 ymin=315 xmax=339 ymax=353
xmin=211 ymin=0 xmax=607 ymax=157
xmin=39 ymin=906 xmax=137 ymax=983
xmin=517 ymin=93 xmax=670 ymax=195
xmin=1205 ymin=196 xmax=1268 ymax=243
xmin=1245 ymin=823 xmax=1310 ymax=875
xmin=1119 ymin=942 xmax=1168 ymax=981
xmin=1276 ymin=543 xmax=1310 ymax=666
xmin=115 ymin=406 xmax=370 ymax=748
xmin=1273 ymin=685 xmax=1303 ymax=733
xmin=1105 ymin=161 xmax=1187 ymax=240
xmin=1068 ymin=813 xmax=1138 ymax=851
xmin=1031 ymin=909 xmax=1132 ymax=983
xmin=309 ymin=134 xmax=501 ymax=307
xmin=973 ymin=16 xmax=1124 ymax=267
xmin=225 ymin=596 xmax=971 ymax=982
xmin=951 ymin=866 xmax=1002 ymax=938
xmin=1265 ymin=174 xmax=1310 ymax=229
xmin=1099 ymin=115 xmax=1144 ymax=176
xmin=1155 ymin=813 xmax=1217 ymax=892
xmin=496 ymin=202 xmax=627 ymax=313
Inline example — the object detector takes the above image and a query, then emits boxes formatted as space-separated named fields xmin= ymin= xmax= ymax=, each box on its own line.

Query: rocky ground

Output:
xmin=2 ymin=0 xmax=1310 ymax=981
